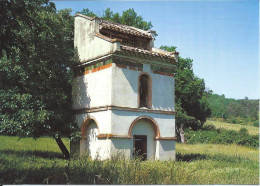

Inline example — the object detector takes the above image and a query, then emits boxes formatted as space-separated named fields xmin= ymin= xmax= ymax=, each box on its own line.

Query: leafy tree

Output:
xmin=160 ymin=46 xmax=177 ymax=52
xmin=79 ymin=8 xmax=96 ymax=17
xmin=175 ymin=57 xmax=212 ymax=130
xmin=103 ymin=8 xmax=114 ymax=21
xmin=160 ymin=46 xmax=212 ymax=131
xmin=120 ymin=8 xmax=153 ymax=31
xmin=112 ymin=12 xmax=121 ymax=23
xmin=0 ymin=0 xmax=43 ymax=58
xmin=0 ymin=0 xmax=77 ymax=159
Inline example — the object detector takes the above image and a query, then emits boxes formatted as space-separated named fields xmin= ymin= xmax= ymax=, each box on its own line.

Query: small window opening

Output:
xmin=139 ymin=74 xmax=150 ymax=108
xmin=133 ymin=135 xmax=147 ymax=161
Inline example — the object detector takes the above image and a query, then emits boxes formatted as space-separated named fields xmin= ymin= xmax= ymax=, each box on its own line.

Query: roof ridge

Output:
xmin=101 ymin=20 xmax=150 ymax=33
xmin=129 ymin=26 xmax=150 ymax=34
xmin=75 ymin=13 xmax=100 ymax=21
xmin=100 ymin=21 xmax=153 ymax=39
xmin=120 ymin=45 xmax=178 ymax=60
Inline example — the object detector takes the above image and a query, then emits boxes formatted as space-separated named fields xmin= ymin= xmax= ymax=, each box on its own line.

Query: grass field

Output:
xmin=177 ymin=143 xmax=259 ymax=161
xmin=206 ymin=120 xmax=259 ymax=135
xmin=0 ymin=135 xmax=259 ymax=185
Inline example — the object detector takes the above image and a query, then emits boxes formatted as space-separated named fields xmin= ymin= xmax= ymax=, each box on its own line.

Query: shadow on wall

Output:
xmin=160 ymin=140 xmax=175 ymax=151
xmin=73 ymin=77 xmax=91 ymax=108
xmin=112 ymin=138 xmax=131 ymax=150
xmin=72 ymin=50 xmax=91 ymax=109
xmin=121 ymin=69 xmax=138 ymax=94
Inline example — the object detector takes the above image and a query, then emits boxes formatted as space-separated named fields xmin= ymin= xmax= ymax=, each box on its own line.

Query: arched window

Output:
xmin=139 ymin=73 xmax=152 ymax=108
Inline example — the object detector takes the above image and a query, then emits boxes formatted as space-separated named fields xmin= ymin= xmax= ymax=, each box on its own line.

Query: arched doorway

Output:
xmin=129 ymin=116 xmax=160 ymax=160
xmin=81 ymin=118 xmax=99 ymax=159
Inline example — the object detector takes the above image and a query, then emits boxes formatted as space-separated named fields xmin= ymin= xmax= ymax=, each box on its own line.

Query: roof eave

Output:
xmin=114 ymin=50 xmax=177 ymax=66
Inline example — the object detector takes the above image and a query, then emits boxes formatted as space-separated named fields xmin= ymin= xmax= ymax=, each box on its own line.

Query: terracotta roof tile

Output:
xmin=120 ymin=45 xmax=178 ymax=60
xmin=100 ymin=20 xmax=153 ymax=39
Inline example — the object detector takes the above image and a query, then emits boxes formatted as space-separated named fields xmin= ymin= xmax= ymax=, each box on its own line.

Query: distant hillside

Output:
xmin=208 ymin=94 xmax=259 ymax=126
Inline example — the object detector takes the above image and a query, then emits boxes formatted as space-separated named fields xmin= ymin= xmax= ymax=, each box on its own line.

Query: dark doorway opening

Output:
xmin=133 ymin=135 xmax=147 ymax=161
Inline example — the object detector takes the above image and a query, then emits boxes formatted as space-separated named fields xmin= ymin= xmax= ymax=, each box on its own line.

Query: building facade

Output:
xmin=72 ymin=14 xmax=178 ymax=160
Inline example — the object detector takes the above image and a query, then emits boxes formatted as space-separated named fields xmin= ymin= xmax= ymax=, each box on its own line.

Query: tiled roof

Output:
xmin=100 ymin=20 xmax=154 ymax=39
xmin=120 ymin=45 xmax=178 ymax=60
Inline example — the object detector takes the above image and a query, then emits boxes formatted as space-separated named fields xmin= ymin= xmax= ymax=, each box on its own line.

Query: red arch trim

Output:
xmin=128 ymin=116 xmax=160 ymax=138
xmin=81 ymin=116 xmax=100 ymax=138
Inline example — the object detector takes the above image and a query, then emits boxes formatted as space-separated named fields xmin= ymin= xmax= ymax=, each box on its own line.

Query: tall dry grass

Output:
xmin=0 ymin=135 xmax=259 ymax=185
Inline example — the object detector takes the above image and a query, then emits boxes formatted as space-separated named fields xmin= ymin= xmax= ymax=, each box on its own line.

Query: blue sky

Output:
xmin=53 ymin=0 xmax=259 ymax=99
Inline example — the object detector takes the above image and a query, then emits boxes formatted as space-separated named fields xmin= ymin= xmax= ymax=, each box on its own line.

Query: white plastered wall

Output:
xmin=110 ymin=110 xmax=175 ymax=138
xmin=75 ymin=111 xmax=112 ymax=135
xmin=76 ymin=111 xmax=112 ymax=160
xmin=151 ymin=73 xmax=175 ymax=111
xmin=72 ymin=67 xmax=112 ymax=109
xmin=75 ymin=109 xmax=175 ymax=160
xmin=156 ymin=140 xmax=176 ymax=161
xmin=72 ymin=62 xmax=175 ymax=110
xmin=110 ymin=110 xmax=175 ymax=160
xmin=111 ymin=64 xmax=175 ymax=111
xmin=74 ymin=16 xmax=119 ymax=62
xmin=110 ymin=139 xmax=131 ymax=159
xmin=111 ymin=64 xmax=139 ymax=108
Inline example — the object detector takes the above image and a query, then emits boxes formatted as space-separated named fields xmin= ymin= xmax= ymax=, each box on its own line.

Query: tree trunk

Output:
xmin=179 ymin=124 xmax=185 ymax=144
xmin=55 ymin=135 xmax=70 ymax=159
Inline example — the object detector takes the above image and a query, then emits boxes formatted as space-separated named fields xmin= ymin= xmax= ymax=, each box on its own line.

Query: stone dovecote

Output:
xmin=72 ymin=14 xmax=178 ymax=161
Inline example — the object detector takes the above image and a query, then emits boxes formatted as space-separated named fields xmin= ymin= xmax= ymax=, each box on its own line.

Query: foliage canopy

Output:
xmin=0 ymin=0 xmax=77 ymax=158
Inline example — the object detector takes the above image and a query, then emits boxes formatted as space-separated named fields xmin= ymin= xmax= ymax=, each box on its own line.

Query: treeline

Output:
xmin=208 ymin=94 xmax=259 ymax=126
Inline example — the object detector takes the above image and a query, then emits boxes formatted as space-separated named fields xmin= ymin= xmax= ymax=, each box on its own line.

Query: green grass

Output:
xmin=206 ymin=120 xmax=259 ymax=135
xmin=0 ymin=135 xmax=259 ymax=184
xmin=0 ymin=135 xmax=70 ymax=152
xmin=177 ymin=143 xmax=259 ymax=161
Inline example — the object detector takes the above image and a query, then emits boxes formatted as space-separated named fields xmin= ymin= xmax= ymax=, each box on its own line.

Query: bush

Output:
xmin=184 ymin=126 xmax=259 ymax=148
xmin=212 ymin=117 xmax=257 ymax=126
xmin=231 ymin=118 xmax=237 ymax=124
xmin=253 ymin=121 xmax=259 ymax=127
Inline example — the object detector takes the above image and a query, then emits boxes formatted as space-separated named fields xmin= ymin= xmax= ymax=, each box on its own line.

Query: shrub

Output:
xmin=184 ymin=125 xmax=259 ymax=148
xmin=253 ymin=121 xmax=259 ymax=127
xmin=231 ymin=118 xmax=237 ymax=124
